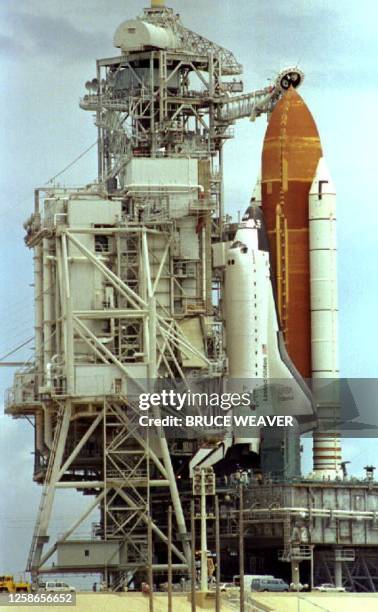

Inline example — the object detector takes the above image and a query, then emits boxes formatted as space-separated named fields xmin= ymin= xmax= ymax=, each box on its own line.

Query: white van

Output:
xmin=233 ymin=575 xmax=274 ymax=591
xmin=251 ymin=577 xmax=289 ymax=592
xmin=42 ymin=582 xmax=76 ymax=592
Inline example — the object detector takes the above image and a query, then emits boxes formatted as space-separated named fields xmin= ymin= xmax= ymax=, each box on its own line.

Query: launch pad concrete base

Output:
xmin=2 ymin=592 xmax=378 ymax=612
xmin=0 ymin=592 xmax=235 ymax=612
xmin=0 ymin=592 xmax=236 ymax=612
xmin=189 ymin=590 xmax=217 ymax=608
xmin=250 ymin=592 xmax=378 ymax=612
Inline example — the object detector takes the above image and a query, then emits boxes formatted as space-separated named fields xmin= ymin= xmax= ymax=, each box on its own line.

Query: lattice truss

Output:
xmin=28 ymin=396 xmax=188 ymax=580
xmin=26 ymin=220 xmax=212 ymax=578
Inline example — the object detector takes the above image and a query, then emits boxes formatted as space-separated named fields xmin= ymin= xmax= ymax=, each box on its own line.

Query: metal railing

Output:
xmin=189 ymin=199 xmax=215 ymax=212
xmin=334 ymin=548 xmax=355 ymax=561
xmin=278 ymin=545 xmax=313 ymax=561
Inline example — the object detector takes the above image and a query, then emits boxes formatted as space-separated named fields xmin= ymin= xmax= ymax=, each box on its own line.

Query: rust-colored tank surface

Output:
xmin=261 ymin=87 xmax=322 ymax=378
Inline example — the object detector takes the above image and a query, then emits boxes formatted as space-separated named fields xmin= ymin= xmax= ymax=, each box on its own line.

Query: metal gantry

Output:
xmin=6 ymin=1 xmax=303 ymax=587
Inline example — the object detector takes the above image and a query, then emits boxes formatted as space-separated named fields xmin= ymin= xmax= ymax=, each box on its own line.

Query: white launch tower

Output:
xmin=6 ymin=0 xmax=306 ymax=585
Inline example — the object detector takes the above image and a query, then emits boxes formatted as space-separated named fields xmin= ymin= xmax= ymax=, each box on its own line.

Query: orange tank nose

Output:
xmin=261 ymin=87 xmax=322 ymax=378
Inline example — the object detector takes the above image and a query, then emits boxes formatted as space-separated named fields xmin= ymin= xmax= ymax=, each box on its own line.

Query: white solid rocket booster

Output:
xmin=309 ymin=157 xmax=342 ymax=478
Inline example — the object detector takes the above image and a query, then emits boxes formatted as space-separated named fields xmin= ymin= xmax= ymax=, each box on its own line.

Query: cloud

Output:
xmin=189 ymin=0 xmax=377 ymax=91
xmin=0 ymin=33 xmax=26 ymax=59
xmin=7 ymin=10 xmax=109 ymax=63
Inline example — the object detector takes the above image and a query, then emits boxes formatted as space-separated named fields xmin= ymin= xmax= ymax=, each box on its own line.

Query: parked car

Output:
xmin=220 ymin=582 xmax=236 ymax=592
xmin=251 ymin=578 xmax=289 ymax=592
xmin=39 ymin=581 xmax=76 ymax=593
xmin=314 ymin=583 xmax=345 ymax=592
xmin=210 ymin=582 xmax=237 ymax=592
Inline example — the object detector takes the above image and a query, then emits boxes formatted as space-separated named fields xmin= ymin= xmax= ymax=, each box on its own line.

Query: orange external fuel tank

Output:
xmin=261 ymin=87 xmax=322 ymax=378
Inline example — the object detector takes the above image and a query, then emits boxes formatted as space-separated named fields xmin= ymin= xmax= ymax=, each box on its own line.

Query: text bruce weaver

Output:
xmin=139 ymin=415 xmax=294 ymax=427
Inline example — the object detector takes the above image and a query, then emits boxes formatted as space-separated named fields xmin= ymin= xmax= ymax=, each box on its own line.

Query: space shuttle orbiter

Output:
xmin=190 ymin=184 xmax=315 ymax=473
xmin=224 ymin=195 xmax=315 ymax=448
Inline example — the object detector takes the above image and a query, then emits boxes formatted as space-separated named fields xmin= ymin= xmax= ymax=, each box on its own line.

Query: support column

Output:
xmin=59 ymin=235 xmax=74 ymax=395
xmin=291 ymin=561 xmax=300 ymax=589
xmin=29 ymin=401 xmax=72 ymax=573
xmin=149 ymin=296 xmax=191 ymax=565
xmin=42 ymin=238 xmax=53 ymax=368
xmin=34 ymin=243 xmax=44 ymax=385
xmin=334 ymin=560 xmax=342 ymax=588
xmin=200 ymin=470 xmax=208 ymax=592
xmin=239 ymin=483 xmax=245 ymax=612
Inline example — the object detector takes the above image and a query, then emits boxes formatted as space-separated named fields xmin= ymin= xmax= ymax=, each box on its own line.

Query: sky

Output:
xmin=1 ymin=0 xmax=378 ymax=576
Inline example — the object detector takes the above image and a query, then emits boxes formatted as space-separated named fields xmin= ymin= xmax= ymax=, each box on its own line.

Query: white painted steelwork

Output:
xmin=6 ymin=0 xmax=308 ymax=585
xmin=114 ymin=20 xmax=178 ymax=52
